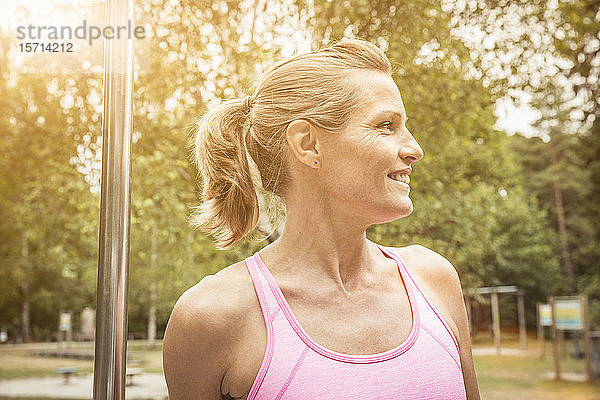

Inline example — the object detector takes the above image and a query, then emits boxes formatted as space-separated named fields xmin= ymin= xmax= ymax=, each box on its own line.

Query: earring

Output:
xmin=313 ymin=160 xmax=318 ymax=167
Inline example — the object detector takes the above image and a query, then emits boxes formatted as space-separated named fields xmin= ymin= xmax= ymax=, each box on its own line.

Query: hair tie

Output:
xmin=242 ymin=95 xmax=252 ymax=115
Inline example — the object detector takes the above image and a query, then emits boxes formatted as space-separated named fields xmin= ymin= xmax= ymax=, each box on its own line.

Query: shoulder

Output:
xmin=390 ymin=244 xmax=481 ymax=399
xmin=163 ymin=260 xmax=259 ymax=398
xmin=394 ymin=244 xmax=461 ymax=289
xmin=391 ymin=244 xmax=464 ymax=338
xmin=166 ymin=260 xmax=257 ymax=335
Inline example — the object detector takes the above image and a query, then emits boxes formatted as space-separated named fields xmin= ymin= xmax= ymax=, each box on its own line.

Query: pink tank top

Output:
xmin=243 ymin=244 xmax=467 ymax=400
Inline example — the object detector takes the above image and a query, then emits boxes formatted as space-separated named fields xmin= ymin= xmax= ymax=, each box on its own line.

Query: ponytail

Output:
xmin=191 ymin=98 xmax=259 ymax=249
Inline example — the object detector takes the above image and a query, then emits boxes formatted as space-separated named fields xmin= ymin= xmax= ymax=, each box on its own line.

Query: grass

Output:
xmin=471 ymin=331 xmax=600 ymax=400
xmin=0 ymin=398 xmax=75 ymax=400
xmin=0 ymin=350 xmax=94 ymax=380
xmin=0 ymin=341 xmax=162 ymax=380
xmin=475 ymin=355 xmax=599 ymax=399
xmin=1 ymin=336 xmax=599 ymax=399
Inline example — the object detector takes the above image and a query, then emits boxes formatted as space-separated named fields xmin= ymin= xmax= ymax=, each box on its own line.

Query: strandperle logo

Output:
xmin=16 ymin=20 xmax=146 ymax=46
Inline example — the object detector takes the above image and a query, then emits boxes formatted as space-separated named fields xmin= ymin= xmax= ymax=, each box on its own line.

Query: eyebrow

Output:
xmin=370 ymin=109 xmax=407 ymax=121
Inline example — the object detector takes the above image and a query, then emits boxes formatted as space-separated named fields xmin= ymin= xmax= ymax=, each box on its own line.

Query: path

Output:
xmin=0 ymin=373 xmax=167 ymax=399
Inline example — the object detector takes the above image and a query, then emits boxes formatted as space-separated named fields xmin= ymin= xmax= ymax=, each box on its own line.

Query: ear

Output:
xmin=286 ymin=119 xmax=320 ymax=167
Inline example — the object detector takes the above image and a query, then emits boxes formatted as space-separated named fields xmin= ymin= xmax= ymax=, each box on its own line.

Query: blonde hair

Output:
xmin=191 ymin=38 xmax=392 ymax=249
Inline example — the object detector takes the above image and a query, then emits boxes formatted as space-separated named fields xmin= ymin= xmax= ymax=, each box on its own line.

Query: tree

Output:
xmin=0 ymin=71 xmax=100 ymax=339
xmin=304 ymin=0 xmax=564 ymax=323
xmin=402 ymin=0 xmax=600 ymax=326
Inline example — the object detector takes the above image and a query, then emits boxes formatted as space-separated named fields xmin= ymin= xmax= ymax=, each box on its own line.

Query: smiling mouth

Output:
xmin=387 ymin=173 xmax=410 ymax=185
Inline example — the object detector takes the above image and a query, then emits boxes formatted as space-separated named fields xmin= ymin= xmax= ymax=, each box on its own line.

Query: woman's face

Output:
xmin=319 ymin=70 xmax=424 ymax=225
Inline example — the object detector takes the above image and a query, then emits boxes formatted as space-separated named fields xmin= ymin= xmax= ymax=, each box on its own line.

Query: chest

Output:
xmin=222 ymin=250 xmax=457 ymax=399
xmin=224 ymin=285 xmax=415 ymax=399
xmin=284 ymin=286 xmax=414 ymax=354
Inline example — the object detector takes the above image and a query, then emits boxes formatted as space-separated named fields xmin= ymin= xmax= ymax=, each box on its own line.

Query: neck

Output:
xmin=260 ymin=197 xmax=389 ymax=293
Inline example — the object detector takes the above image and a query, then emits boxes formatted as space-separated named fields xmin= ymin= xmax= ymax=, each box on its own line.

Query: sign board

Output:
xmin=80 ymin=307 xmax=95 ymax=341
xmin=554 ymin=298 xmax=583 ymax=330
xmin=59 ymin=312 xmax=71 ymax=332
xmin=539 ymin=304 xmax=552 ymax=326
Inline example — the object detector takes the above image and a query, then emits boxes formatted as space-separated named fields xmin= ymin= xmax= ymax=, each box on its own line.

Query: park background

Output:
xmin=1 ymin=0 xmax=599 ymax=398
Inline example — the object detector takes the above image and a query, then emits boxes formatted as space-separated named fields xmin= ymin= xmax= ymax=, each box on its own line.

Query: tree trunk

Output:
xmin=20 ymin=282 xmax=31 ymax=343
xmin=148 ymin=284 xmax=156 ymax=349
xmin=147 ymin=220 xmax=157 ymax=349
xmin=550 ymin=139 xmax=576 ymax=294
xmin=21 ymin=233 xmax=31 ymax=343
xmin=551 ymin=137 xmax=582 ymax=355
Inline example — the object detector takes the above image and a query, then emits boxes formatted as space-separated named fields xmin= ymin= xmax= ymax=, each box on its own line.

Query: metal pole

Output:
xmin=93 ymin=0 xmax=135 ymax=397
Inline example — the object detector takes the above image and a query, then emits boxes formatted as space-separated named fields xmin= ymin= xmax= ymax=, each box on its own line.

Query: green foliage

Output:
xmin=2 ymin=0 xmax=595 ymax=340
xmin=510 ymin=133 xmax=600 ymax=327
xmin=311 ymin=0 xmax=562 ymax=325
xmin=0 ymin=71 xmax=101 ymax=337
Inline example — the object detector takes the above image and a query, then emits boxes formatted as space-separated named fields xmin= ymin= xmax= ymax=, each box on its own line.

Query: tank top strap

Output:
xmin=376 ymin=244 xmax=460 ymax=352
xmin=243 ymin=246 xmax=466 ymax=400
xmin=375 ymin=244 xmax=420 ymax=293
xmin=244 ymin=253 xmax=281 ymax=322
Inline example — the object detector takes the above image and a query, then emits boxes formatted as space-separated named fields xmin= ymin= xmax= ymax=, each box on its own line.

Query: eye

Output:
xmin=379 ymin=121 xmax=395 ymax=133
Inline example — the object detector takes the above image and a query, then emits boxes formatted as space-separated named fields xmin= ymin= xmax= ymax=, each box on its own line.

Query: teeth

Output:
xmin=389 ymin=174 xmax=410 ymax=184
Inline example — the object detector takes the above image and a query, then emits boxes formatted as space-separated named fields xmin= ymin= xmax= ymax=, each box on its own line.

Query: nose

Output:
xmin=399 ymin=128 xmax=424 ymax=163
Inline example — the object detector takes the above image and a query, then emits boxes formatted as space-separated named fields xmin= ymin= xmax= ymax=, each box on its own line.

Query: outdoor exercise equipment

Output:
xmin=464 ymin=285 xmax=527 ymax=355
xmin=92 ymin=0 xmax=135 ymax=398
xmin=538 ymin=295 xmax=594 ymax=382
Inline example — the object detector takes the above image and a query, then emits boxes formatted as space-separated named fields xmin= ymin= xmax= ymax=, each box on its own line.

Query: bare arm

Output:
xmin=162 ymin=275 xmax=232 ymax=400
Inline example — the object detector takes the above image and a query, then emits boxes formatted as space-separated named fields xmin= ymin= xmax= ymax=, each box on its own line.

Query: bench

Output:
xmin=126 ymin=367 xmax=143 ymax=386
xmin=55 ymin=367 xmax=79 ymax=384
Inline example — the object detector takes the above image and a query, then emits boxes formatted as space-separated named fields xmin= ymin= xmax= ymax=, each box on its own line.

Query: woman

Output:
xmin=163 ymin=39 xmax=480 ymax=400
